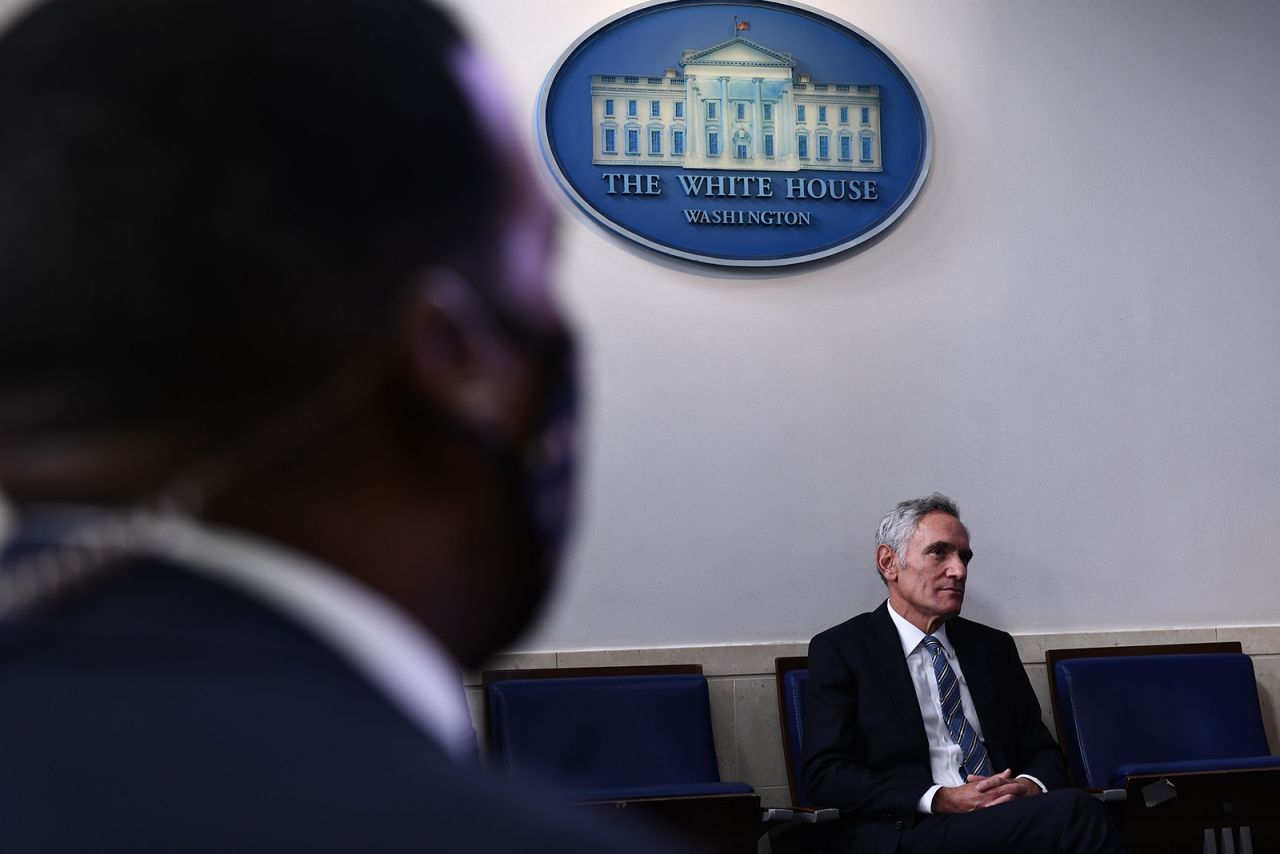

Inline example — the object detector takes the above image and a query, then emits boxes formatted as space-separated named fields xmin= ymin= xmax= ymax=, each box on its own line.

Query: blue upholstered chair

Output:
xmin=1049 ymin=646 xmax=1280 ymax=790
xmin=774 ymin=657 xmax=840 ymax=819
xmin=768 ymin=657 xmax=840 ymax=854
xmin=775 ymin=657 xmax=814 ymax=807
xmin=483 ymin=664 xmax=764 ymax=852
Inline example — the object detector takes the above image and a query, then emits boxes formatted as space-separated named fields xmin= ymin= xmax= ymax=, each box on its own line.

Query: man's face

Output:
xmin=882 ymin=511 xmax=972 ymax=633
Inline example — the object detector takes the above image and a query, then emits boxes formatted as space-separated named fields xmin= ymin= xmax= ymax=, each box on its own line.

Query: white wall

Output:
xmin=3 ymin=0 xmax=1274 ymax=650
xmin=452 ymin=0 xmax=1280 ymax=651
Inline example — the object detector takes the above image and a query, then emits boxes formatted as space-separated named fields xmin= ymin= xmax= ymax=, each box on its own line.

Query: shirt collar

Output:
xmin=8 ymin=509 xmax=477 ymax=762
xmin=885 ymin=597 xmax=955 ymax=660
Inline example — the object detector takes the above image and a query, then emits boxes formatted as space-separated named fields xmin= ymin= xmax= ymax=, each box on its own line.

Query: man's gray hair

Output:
xmin=874 ymin=493 xmax=960 ymax=584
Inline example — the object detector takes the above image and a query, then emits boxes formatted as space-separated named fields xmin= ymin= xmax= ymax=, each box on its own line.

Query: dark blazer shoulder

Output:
xmin=944 ymin=614 xmax=1019 ymax=655
xmin=810 ymin=601 xmax=891 ymax=647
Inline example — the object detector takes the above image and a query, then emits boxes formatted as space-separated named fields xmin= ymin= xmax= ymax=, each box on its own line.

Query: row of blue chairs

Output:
xmin=481 ymin=643 xmax=1280 ymax=853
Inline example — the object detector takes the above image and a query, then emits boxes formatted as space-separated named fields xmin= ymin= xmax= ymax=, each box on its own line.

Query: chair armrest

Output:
xmin=1088 ymin=788 xmax=1127 ymax=802
xmin=787 ymin=806 xmax=841 ymax=823
xmin=580 ymin=791 xmax=762 ymax=853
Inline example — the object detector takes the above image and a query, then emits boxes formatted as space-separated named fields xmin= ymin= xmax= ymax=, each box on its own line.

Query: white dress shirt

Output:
xmin=118 ymin=513 xmax=478 ymax=761
xmin=885 ymin=599 xmax=1045 ymax=814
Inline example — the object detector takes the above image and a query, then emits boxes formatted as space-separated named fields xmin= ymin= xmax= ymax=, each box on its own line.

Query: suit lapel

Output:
xmin=867 ymin=602 xmax=930 ymax=763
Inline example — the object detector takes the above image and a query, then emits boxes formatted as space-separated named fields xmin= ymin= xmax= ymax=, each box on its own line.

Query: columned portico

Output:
xmin=590 ymin=35 xmax=881 ymax=173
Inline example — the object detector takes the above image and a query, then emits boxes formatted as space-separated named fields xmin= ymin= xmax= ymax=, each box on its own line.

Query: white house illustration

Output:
xmin=590 ymin=34 xmax=881 ymax=172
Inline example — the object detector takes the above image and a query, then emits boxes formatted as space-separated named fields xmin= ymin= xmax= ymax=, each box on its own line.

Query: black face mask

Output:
xmin=521 ymin=333 xmax=579 ymax=586
xmin=504 ymin=328 xmax=579 ymax=612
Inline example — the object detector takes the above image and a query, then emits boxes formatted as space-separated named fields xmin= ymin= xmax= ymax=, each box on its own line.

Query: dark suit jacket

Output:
xmin=0 ymin=553 xmax=674 ymax=853
xmin=801 ymin=601 xmax=1067 ymax=853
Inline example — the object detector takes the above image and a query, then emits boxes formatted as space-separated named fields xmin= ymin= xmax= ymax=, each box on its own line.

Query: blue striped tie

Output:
xmin=922 ymin=635 xmax=993 ymax=779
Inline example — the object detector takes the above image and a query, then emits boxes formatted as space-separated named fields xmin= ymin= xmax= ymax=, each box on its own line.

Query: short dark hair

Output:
xmin=0 ymin=0 xmax=498 ymax=440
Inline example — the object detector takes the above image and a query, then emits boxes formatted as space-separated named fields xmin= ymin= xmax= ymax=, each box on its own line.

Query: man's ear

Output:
xmin=876 ymin=543 xmax=898 ymax=584
xmin=399 ymin=266 xmax=522 ymax=435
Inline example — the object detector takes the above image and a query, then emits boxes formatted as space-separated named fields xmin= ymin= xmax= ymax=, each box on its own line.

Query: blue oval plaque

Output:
xmin=538 ymin=0 xmax=932 ymax=268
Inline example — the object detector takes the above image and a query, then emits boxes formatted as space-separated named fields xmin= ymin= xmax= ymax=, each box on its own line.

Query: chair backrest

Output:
xmin=774 ymin=656 xmax=812 ymax=807
xmin=1052 ymin=651 xmax=1272 ymax=788
xmin=1044 ymin=641 xmax=1242 ymax=757
xmin=484 ymin=664 xmax=724 ymax=795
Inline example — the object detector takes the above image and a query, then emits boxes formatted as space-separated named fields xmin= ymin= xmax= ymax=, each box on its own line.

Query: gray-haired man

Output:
xmin=801 ymin=494 xmax=1124 ymax=853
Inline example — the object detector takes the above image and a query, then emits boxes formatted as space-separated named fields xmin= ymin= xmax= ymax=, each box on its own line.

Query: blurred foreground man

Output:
xmin=803 ymin=494 xmax=1124 ymax=853
xmin=0 ymin=0 xmax=670 ymax=850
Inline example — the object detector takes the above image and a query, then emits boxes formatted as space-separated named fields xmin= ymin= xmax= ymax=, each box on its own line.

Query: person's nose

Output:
xmin=945 ymin=559 xmax=966 ymax=581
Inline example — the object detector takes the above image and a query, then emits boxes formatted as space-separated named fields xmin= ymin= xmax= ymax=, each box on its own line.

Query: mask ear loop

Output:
xmin=0 ymin=274 xmax=421 ymax=618
xmin=157 ymin=289 xmax=418 ymax=522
